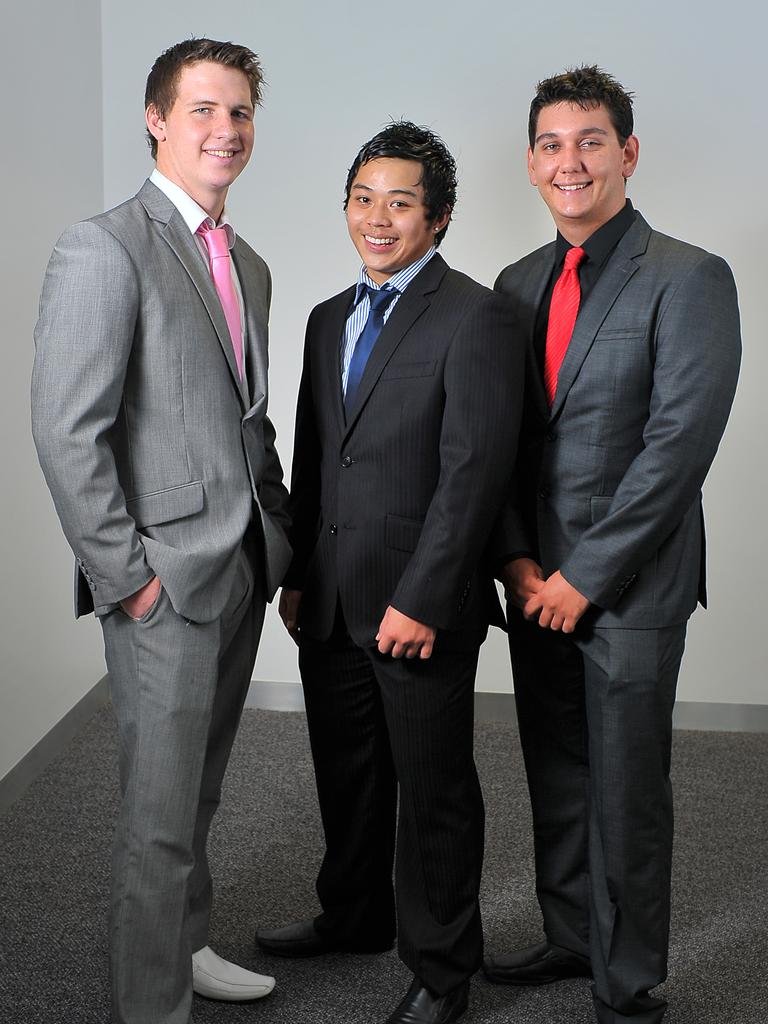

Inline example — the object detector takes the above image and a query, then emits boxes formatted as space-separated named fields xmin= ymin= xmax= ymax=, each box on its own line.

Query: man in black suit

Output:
xmin=482 ymin=67 xmax=741 ymax=1024
xmin=256 ymin=122 xmax=523 ymax=1024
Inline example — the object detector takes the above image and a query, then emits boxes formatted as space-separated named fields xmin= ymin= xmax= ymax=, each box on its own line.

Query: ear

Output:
xmin=145 ymin=105 xmax=166 ymax=145
xmin=527 ymin=147 xmax=537 ymax=186
xmin=432 ymin=207 xmax=452 ymax=235
xmin=622 ymin=134 xmax=640 ymax=180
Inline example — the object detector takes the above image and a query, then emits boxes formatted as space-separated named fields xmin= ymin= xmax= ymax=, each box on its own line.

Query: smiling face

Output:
xmin=345 ymin=158 xmax=449 ymax=284
xmin=528 ymin=101 xmax=639 ymax=245
xmin=146 ymin=61 xmax=255 ymax=221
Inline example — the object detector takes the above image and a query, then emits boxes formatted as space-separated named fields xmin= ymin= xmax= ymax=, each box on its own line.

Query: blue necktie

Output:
xmin=345 ymin=285 xmax=397 ymax=412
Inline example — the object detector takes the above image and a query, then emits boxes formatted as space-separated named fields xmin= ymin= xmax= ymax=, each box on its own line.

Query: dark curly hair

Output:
xmin=343 ymin=121 xmax=457 ymax=247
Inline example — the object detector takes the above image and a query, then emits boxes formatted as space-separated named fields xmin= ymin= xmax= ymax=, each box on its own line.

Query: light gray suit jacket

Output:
xmin=32 ymin=180 xmax=291 ymax=623
xmin=494 ymin=210 xmax=741 ymax=628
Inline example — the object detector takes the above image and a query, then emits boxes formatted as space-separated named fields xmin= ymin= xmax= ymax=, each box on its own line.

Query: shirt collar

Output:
xmin=554 ymin=199 xmax=635 ymax=268
xmin=352 ymin=245 xmax=437 ymax=306
xmin=150 ymin=168 xmax=236 ymax=247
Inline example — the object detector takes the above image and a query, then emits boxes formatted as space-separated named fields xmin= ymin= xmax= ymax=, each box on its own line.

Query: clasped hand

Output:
xmin=502 ymin=557 xmax=589 ymax=634
xmin=279 ymin=593 xmax=435 ymax=659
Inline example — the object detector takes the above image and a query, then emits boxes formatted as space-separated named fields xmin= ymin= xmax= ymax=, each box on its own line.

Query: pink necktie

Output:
xmin=543 ymin=246 xmax=586 ymax=406
xmin=197 ymin=223 xmax=244 ymax=380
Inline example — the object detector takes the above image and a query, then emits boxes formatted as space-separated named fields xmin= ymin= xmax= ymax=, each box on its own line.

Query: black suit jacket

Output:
xmin=286 ymin=253 xmax=524 ymax=650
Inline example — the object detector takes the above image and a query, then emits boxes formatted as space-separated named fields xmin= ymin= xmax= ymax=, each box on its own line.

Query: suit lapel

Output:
xmin=343 ymin=254 xmax=449 ymax=439
xmin=319 ymin=287 xmax=355 ymax=437
xmin=137 ymin=180 xmax=249 ymax=408
xmin=232 ymin=243 xmax=268 ymax=412
xmin=550 ymin=214 xmax=651 ymax=419
xmin=520 ymin=246 xmax=556 ymax=422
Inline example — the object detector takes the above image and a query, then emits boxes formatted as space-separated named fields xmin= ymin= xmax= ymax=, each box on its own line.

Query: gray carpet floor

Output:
xmin=0 ymin=706 xmax=766 ymax=1023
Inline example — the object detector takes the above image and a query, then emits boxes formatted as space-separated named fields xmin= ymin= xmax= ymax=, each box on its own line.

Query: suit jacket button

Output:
xmin=546 ymin=431 xmax=557 ymax=442
xmin=341 ymin=456 xmax=353 ymax=468
xmin=329 ymin=523 xmax=338 ymax=535
xmin=538 ymin=487 xmax=549 ymax=499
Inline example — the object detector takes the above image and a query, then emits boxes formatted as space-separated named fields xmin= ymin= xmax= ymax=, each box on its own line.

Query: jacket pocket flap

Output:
xmin=127 ymin=480 xmax=204 ymax=529
xmin=385 ymin=513 xmax=424 ymax=553
xmin=381 ymin=360 xmax=437 ymax=380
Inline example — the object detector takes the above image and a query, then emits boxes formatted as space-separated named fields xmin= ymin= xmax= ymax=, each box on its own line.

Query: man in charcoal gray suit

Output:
xmin=31 ymin=38 xmax=290 ymax=1024
xmin=256 ymin=121 xmax=524 ymax=1024
xmin=483 ymin=66 xmax=741 ymax=1024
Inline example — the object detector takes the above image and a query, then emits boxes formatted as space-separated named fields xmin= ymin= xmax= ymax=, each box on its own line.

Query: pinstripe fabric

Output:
xmin=287 ymin=254 xmax=525 ymax=647
xmin=285 ymin=252 xmax=525 ymax=994
xmin=543 ymin=245 xmax=585 ymax=405
xmin=340 ymin=246 xmax=437 ymax=393
xmin=298 ymin=615 xmax=483 ymax=994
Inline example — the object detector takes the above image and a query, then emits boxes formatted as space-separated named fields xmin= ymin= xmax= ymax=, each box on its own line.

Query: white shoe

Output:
xmin=192 ymin=945 xmax=275 ymax=1001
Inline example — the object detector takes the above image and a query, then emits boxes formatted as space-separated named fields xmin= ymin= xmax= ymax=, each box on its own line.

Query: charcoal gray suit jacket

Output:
xmin=493 ymin=210 xmax=741 ymax=628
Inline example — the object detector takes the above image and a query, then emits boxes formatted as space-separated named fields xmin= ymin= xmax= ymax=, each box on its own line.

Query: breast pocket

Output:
xmin=380 ymin=360 xmax=437 ymax=381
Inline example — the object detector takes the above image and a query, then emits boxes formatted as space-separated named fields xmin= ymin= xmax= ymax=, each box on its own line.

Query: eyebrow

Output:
xmin=187 ymin=98 xmax=253 ymax=111
xmin=351 ymin=184 xmax=420 ymax=197
xmin=535 ymin=127 xmax=609 ymax=144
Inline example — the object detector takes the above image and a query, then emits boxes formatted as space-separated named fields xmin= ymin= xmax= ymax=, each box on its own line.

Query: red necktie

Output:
xmin=543 ymin=246 xmax=586 ymax=406
xmin=197 ymin=223 xmax=244 ymax=380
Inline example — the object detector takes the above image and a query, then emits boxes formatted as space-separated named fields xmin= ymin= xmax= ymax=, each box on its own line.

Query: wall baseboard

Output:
xmin=3 ymin=678 xmax=765 ymax=816
xmin=249 ymin=681 xmax=768 ymax=733
xmin=245 ymin=679 xmax=306 ymax=712
xmin=0 ymin=675 xmax=110 ymax=815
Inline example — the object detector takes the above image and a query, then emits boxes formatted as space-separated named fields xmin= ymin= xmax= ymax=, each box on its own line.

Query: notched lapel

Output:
xmin=520 ymin=248 xmax=556 ymax=422
xmin=163 ymin=219 xmax=249 ymax=406
xmin=319 ymin=288 xmax=355 ymax=436
xmin=138 ymin=183 xmax=249 ymax=407
xmin=233 ymin=244 xmax=269 ymax=411
xmin=550 ymin=217 xmax=650 ymax=419
xmin=343 ymin=290 xmax=431 ymax=435
xmin=343 ymin=255 xmax=448 ymax=437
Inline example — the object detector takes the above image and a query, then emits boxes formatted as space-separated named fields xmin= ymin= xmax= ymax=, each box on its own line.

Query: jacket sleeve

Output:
xmin=560 ymin=252 xmax=742 ymax=608
xmin=488 ymin=265 xmax=536 ymax=565
xmin=31 ymin=221 xmax=153 ymax=607
xmin=282 ymin=309 xmax=323 ymax=590
xmin=389 ymin=291 xmax=525 ymax=628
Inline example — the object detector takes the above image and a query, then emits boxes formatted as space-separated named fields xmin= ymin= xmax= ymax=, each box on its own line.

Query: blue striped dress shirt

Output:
xmin=340 ymin=247 xmax=437 ymax=394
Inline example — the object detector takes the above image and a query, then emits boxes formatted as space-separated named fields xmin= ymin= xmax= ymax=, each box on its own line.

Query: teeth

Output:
xmin=365 ymin=236 xmax=395 ymax=245
xmin=557 ymin=183 xmax=589 ymax=191
xmin=208 ymin=150 xmax=235 ymax=158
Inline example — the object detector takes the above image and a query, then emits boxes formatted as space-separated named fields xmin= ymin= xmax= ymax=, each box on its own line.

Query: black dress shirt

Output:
xmin=501 ymin=199 xmax=637 ymax=568
xmin=533 ymin=199 xmax=637 ymax=375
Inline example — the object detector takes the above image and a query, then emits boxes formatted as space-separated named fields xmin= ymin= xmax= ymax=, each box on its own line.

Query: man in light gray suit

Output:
xmin=31 ymin=38 xmax=291 ymax=1024
xmin=482 ymin=67 xmax=741 ymax=1024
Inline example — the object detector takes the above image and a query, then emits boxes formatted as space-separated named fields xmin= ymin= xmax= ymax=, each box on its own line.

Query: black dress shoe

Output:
xmin=483 ymin=940 xmax=591 ymax=985
xmin=256 ymin=918 xmax=393 ymax=958
xmin=383 ymin=976 xmax=469 ymax=1024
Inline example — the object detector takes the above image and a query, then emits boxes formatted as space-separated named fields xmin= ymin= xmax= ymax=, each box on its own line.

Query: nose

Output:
xmin=214 ymin=113 xmax=239 ymax=140
xmin=558 ymin=142 xmax=585 ymax=173
xmin=367 ymin=200 xmax=391 ymax=226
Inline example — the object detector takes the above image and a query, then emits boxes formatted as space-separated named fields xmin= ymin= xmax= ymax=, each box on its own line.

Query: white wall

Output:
xmin=3 ymin=0 xmax=764 ymax=779
xmin=100 ymin=0 xmax=766 ymax=705
xmin=0 ymin=0 xmax=106 ymax=780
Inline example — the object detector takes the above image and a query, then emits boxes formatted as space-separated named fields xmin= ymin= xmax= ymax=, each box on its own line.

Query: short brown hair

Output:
xmin=144 ymin=38 xmax=264 ymax=159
